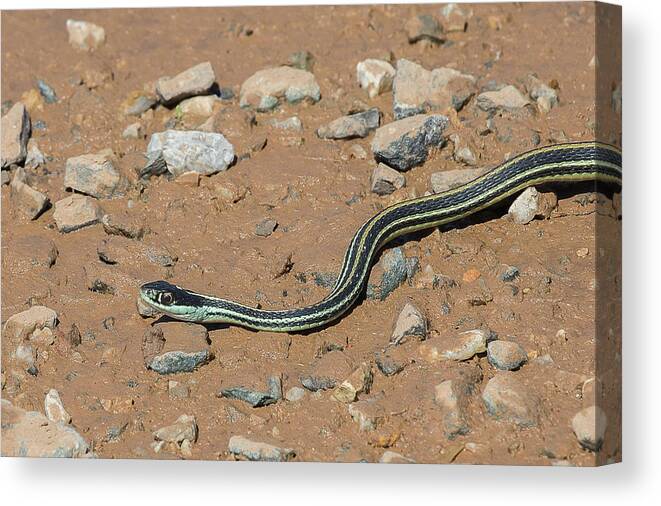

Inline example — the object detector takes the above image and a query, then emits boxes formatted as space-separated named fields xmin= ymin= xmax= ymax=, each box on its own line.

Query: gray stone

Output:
xmin=487 ymin=340 xmax=527 ymax=370
xmin=405 ymin=14 xmax=444 ymax=43
xmin=1 ymin=102 xmax=30 ymax=168
xmin=317 ymin=108 xmax=380 ymax=140
xmin=24 ymin=139 xmax=46 ymax=169
xmin=393 ymin=59 xmax=476 ymax=119
xmin=10 ymin=167 xmax=49 ymax=220
xmin=156 ymin=62 xmax=216 ymax=105
xmin=571 ymin=405 xmax=607 ymax=451
xmin=255 ymin=218 xmax=277 ymax=237
xmin=434 ymin=379 xmax=470 ymax=438
xmin=220 ymin=383 xmax=279 ymax=407
xmin=36 ymin=79 xmax=58 ymax=104
xmin=375 ymin=352 xmax=405 ymax=376
xmin=1 ymin=399 xmax=91 ymax=457
xmin=430 ymin=167 xmax=488 ymax=194
xmin=366 ymin=247 xmax=415 ymax=300
xmin=53 ymin=195 xmax=104 ymax=233
xmin=14 ymin=342 xmax=37 ymax=371
xmin=390 ymin=302 xmax=427 ymax=345
xmin=228 ymin=435 xmax=295 ymax=462
xmin=149 ymin=350 xmax=212 ymax=375
xmin=499 ymin=265 xmax=520 ymax=282
xmin=123 ymin=93 xmax=158 ymax=116
xmin=3 ymin=305 xmax=58 ymax=341
xmin=66 ymin=19 xmax=105 ymax=50
xmin=240 ymin=66 xmax=321 ymax=111
xmin=482 ymin=372 xmax=540 ymax=427
xmin=153 ymin=414 xmax=197 ymax=445
xmin=300 ymin=350 xmax=354 ymax=391
xmin=476 ymin=85 xmax=530 ymax=112
xmin=145 ymin=130 xmax=235 ymax=177
xmin=122 ymin=122 xmax=143 ymax=139
xmin=64 ymin=150 xmax=123 ymax=198
xmin=44 ymin=388 xmax=71 ymax=424
xmin=527 ymin=74 xmax=558 ymax=113
xmin=285 ymin=386 xmax=306 ymax=402
xmin=144 ymin=323 xmax=212 ymax=374
xmin=348 ymin=396 xmax=385 ymax=431
xmin=356 ymin=59 xmax=396 ymax=99
xmin=370 ymin=163 xmax=405 ymax=195
xmin=371 ymin=114 xmax=448 ymax=171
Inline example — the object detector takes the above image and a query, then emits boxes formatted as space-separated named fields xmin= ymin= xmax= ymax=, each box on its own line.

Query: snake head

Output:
xmin=139 ymin=280 xmax=205 ymax=321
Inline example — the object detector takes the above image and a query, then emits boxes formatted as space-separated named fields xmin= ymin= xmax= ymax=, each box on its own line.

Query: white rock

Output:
xmin=66 ymin=19 xmax=105 ymax=50
xmin=45 ymin=389 xmax=72 ymax=424
xmin=285 ymin=386 xmax=306 ymax=402
xmin=419 ymin=328 xmax=491 ymax=362
xmin=146 ymin=130 xmax=235 ymax=177
xmin=508 ymin=187 xmax=539 ymax=224
xmin=3 ymin=305 xmax=58 ymax=341
xmin=24 ymin=139 xmax=46 ymax=169
xmin=390 ymin=302 xmax=427 ymax=344
xmin=572 ymin=405 xmax=607 ymax=451
xmin=121 ymin=122 xmax=143 ymax=139
xmin=178 ymin=95 xmax=217 ymax=117
xmin=240 ymin=66 xmax=321 ymax=111
xmin=356 ymin=59 xmax=396 ymax=99
xmin=1 ymin=102 xmax=31 ymax=168
xmin=53 ymin=194 xmax=104 ymax=233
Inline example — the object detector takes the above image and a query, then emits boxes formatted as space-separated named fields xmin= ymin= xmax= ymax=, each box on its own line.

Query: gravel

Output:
xmin=371 ymin=114 xmax=448 ymax=171
xmin=156 ymin=61 xmax=216 ymax=105
xmin=487 ymin=340 xmax=528 ymax=370
xmin=53 ymin=195 xmax=104 ymax=233
xmin=145 ymin=130 xmax=235 ymax=177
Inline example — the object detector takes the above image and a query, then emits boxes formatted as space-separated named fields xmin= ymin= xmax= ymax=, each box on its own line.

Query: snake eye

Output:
xmin=160 ymin=292 xmax=174 ymax=305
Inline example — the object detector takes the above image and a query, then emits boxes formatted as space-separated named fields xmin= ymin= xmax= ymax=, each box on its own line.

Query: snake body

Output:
xmin=140 ymin=141 xmax=622 ymax=332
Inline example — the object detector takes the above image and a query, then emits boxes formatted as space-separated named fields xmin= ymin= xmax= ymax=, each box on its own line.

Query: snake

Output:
xmin=139 ymin=141 xmax=622 ymax=332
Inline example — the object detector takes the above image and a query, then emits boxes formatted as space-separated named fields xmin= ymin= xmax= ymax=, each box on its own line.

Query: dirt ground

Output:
xmin=1 ymin=2 xmax=621 ymax=465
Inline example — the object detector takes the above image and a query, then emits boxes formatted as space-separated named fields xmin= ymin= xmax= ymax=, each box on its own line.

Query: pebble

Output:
xmin=332 ymin=362 xmax=373 ymax=403
xmin=356 ymin=59 xmax=396 ymax=99
xmin=143 ymin=323 xmax=212 ymax=374
xmin=508 ymin=187 xmax=557 ymax=224
xmin=36 ymin=79 xmax=58 ymax=104
xmin=487 ymin=340 xmax=527 ymax=370
xmin=419 ymin=328 xmax=493 ymax=362
xmin=156 ymin=62 xmax=216 ymax=105
xmin=317 ymin=108 xmax=380 ymax=140
xmin=3 ymin=305 xmax=58 ymax=341
xmin=44 ymin=388 xmax=72 ymax=424
xmin=53 ymin=195 xmax=104 ymax=233
xmin=287 ymin=50 xmax=315 ymax=71
xmin=9 ymin=167 xmax=50 ymax=220
xmin=441 ymin=3 xmax=471 ymax=32
xmin=122 ymin=122 xmax=143 ymax=139
xmin=24 ymin=139 xmax=46 ymax=169
xmin=1 ymin=102 xmax=30 ymax=168
xmin=66 ymin=19 xmax=105 ymax=50
xmin=285 ymin=386 xmax=306 ymax=402
xmin=300 ymin=350 xmax=354 ymax=391
xmin=366 ymin=247 xmax=417 ymax=300
xmin=178 ymin=95 xmax=217 ymax=117
xmin=1 ymin=399 xmax=91 ymax=457
xmin=153 ymin=414 xmax=198 ymax=447
xmin=571 ymin=405 xmax=607 ymax=451
xmin=149 ymin=350 xmax=211 ymax=375
xmin=266 ymin=116 xmax=303 ymax=131
xmin=393 ymin=59 xmax=476 ymax=119
xmin=371 ymin=114 xmax=448 ymax=171
xmin=379 ymin=450 xmax=416 ymax=463
xmin=122 ymin=92 xmax=158 ymax=116
xmin=168 ymin=380 xmax=190 ymax=399
xmin=476 ymin=85 xmax=531 ymax=112
xmin=499 ymin=265 xmax=520 ymax=282
xmin=482 ymin=372 xmax=540 ymax=427
xmin=375 ymin=352 xmax=406 ymax=376
xmin=228 ymin=435 xmax=295 ymax=462
xmin=239 ymin=66 xmax=321 ymax=111
xmin=434 ymin=379 xmax=470 ymax=438
xmin=527 ymin=74 xmax=558 ymax=113
xmin=576 ymin=247 xmax=589 ymax=258
xmin=390 ymin=302 xmax=427 ymax=345
xmin=348 ymin=395 xmax=385 ymax=431
xmin=64 ymin=149 xmax=123 ymax=199
xmin=145 ymin=130 xmax=235 ymax=177
xmin=430 ymin=167 xmax=488 ymax=194
xmin=255 ymin=218 xmax=278 ymax=237
xmin=370 ymin=163 xmax=406 ymax=196
xmin=405 ymin=14 xmax=444 ymax=43
xmin=220 ymin=376 xmax=282 ymax=407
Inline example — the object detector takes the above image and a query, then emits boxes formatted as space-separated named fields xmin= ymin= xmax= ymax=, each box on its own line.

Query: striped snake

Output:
xmin=139 ymin=141 xmax=622 ymax=332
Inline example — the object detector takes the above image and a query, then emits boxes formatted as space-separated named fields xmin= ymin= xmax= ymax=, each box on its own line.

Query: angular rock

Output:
xmin=434 ymin=379 xmax=471 ymax=438
xmin=53 ymin=195 xmax=104 ymax=233
xmin=1 ymin=399 xmax=91 ymax=458
xmin=149 ymin=350 xmax=212 ymax=375
xmin=300 ymin=350 xmax=354 ymax=391
xmin=122 ymin=92 xmax=158 ymax=116
xmin=143 ymin=323 xmax=212 ymax=374
xmin=487 ymin=340 xmax=527 ymax=371
xmin=255 ymin=218 xmax=277 ymax=237
xmin=527 ymin=74 xmax=558 ymax=113
xmin=10 ymin=168 xmax=49 ymax=219
xmin=370 ymin=163 xmax=405 ymax=196
xmin=405 ymin=14 xmax=444 ymax=43
xmin=145 ymin=130 xmax=235 ymax=177
xmin=348 ymin=395 xmax=385 ymax=431
xmin=419 ymin=328 xmax=493 ymax=362
xmin=101 ymin=212 xmax=147 ymax=239
xmin=66 ymin=19 xmax=105 ymax=50
xmin=45 ymin=389 xmax=72 ymax=424
xmin=317 ymin=108 xmax=380 ymax=140
xmin=239 ymin=66 xmax=321 ymax=111
xmin=441 ymin=3 xmax=471 ymax=32
xmin=228 ymin=435 xmax=295 ymax=462
xmin=482 ymin=372 xmax=540 ymax=427
xmin=390 ymin=302 xmax=427 ymax=345
xmin=393 ymin=59 xmax=476 ymax=119
xmin=14 ymin=342 xmax=37 ymax=372
xmin=356 ymin=59 xmax=396 ymax=99
xmin=375 ymin=351 xmax=406 ymax=376
xmin=332 ymin=362 xmax=373 ymax=403
xmin=476 ymin=85 xmax=530 ymax=112
xmin=1 ymin=102 xmax=30 ymax=168
xmin=508 ymin=187 xmax=539 ymax=224
xmin=156 ymin=62 xmax=216 ymax=105
xmin=121 ymin=122 xmax=143 ymax=139
xmin=179 ymin=95 xmax=217 ymax=117
xmin=3 ymin=305 xmax=58 ymax=341
xmin=371 ymin=114 xmax=448 ymax=171
xmin=153 ymin=414 xmax=197 ymax=445
xmin=366 ymin=247 xmax=416 ymax=300
xmin=36 ymin=79 xmax=58 ymax=104
xmin=220 ymin=383 xmax=279 ymax=408
xmin=430 ymin=167 xmax=488 ymax=194
xmin=571 ymin=405 xmax=607 ymax=451
xmin=64 ymin=150 xmax=123 ymax=199
xmin=24 ymin=139 xmax=46 ymax=169
xmin=499 ymin=265 xmax=520 ymax=282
